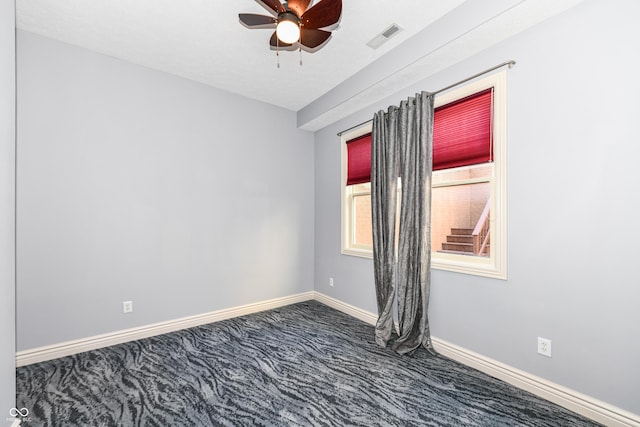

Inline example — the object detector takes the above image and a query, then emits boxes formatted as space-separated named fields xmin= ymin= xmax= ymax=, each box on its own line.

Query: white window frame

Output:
xmin=341 ymin=70 xmax=507 ymax=280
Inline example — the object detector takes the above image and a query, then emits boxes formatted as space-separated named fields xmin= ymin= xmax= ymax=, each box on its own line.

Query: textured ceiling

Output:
xmin=16 ymin=0 xmax=466 ymax=110
xmin=16 ymin=0 xmax=584 ymax=129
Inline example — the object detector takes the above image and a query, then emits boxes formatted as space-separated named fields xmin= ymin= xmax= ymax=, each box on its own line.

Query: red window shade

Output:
xmin=344 ymin=88 xmax=493 ymax=185
xmin=433 ymin=88 xmax=493 ymax=171
xmin=346 ymin=133 xmax=372 ymax=185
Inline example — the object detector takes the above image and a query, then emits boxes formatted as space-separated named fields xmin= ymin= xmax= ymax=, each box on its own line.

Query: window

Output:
xmin=342 ymin=130 xmax=375 ymax=257
xmin=341 ymin=71 xmax=507 ymax=279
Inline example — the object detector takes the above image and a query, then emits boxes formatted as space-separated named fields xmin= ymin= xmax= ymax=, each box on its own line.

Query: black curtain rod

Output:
xmin=336 ymin=60 xmax=516 ymax=137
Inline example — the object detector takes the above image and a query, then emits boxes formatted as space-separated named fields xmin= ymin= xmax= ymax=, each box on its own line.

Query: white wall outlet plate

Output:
xmin=537 ymin=337 xmax=551 ymax=357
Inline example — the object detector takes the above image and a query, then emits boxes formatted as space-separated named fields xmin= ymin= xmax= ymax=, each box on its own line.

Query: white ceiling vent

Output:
xmin=367 ymin=23 xmax=403 ymax=49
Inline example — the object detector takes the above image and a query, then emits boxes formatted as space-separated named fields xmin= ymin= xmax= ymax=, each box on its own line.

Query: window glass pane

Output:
xmin=432 ymin=180 xmax=491 ymax=257
xmin=353 ymin=193 xmax=372 ymax=247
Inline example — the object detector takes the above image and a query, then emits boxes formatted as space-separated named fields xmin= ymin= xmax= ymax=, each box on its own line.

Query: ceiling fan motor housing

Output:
xmin=279 ymin=11 xmax=300 ymax=25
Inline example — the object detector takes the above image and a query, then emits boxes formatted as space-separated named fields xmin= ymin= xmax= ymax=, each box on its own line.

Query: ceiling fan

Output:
xmin=239 ymin=0 xmax=342 ymax=53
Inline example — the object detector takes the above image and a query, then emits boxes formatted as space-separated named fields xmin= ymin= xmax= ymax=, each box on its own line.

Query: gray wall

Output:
xmin=1 ymin=0 xmax=16 ymax=413
xmin=16 ymin=31 xmax=315 ymax=351
xmin=314 ymin=0 xmax=640 ymax=415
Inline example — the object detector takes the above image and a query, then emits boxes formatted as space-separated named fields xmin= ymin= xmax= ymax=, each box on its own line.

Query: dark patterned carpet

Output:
xmin=16 ymin=300 xmax=601 ymax=426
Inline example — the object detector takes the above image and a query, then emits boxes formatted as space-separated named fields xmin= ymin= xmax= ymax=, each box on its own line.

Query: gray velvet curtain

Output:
xmin=371 ymin=105 xmax=399 ymax=348
xmin=371 ymin=91 xmax=435 ymax=355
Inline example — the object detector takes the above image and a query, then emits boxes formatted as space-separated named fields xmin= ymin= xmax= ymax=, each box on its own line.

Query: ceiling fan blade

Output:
xmin=301 ymin=0 xmax=342 ymax=29
xmin=256 ymin=0 xmax=285 ymax=15
xmin=239 ymin=14 xmax=277 ymax=28
xmin=286 ymin=0 xmax=311 ymax=17
xmin=300 ymin=28 xmax=331 ymax=49
xmin=269 ymin=31 xmax=297 ymax=50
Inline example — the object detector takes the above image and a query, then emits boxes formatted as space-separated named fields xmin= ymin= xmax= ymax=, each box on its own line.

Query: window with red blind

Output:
xmin=345 ymin=88 xmax=493 ymax=184
xmin=342 ymin=71 xmax=507 ymax=278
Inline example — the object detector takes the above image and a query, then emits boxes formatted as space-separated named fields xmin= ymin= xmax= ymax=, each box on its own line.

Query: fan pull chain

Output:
xmin=276 ymin=38 xmax=280 ymax=69
xmin=299 ymin=46 xmax=302 ymax=66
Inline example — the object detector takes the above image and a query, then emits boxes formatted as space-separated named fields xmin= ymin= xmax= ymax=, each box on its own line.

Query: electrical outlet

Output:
xmin=123 ymin=300 xmax=133 ymax=314
xmin=329 ymin=277 xmax=334 ymax=287
xmin=537 ymin=337 xmax=551 ymax=357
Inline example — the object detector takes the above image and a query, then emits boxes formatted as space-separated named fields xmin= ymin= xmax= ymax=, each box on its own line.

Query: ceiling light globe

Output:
xmin=277 ymin=19 xmax=300 ymax=44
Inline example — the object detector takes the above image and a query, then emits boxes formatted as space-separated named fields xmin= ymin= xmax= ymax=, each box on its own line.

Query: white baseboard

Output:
xmin=16 ymin=291 xmax=314 ymax=367
xmin=312 ymin=291 xmax=378 ymax=325
xmin=16 ymin=291 xmax=639 ymax=426
xmin=432 ymin=338 xmax=640 ymax=427
xmin=313 ymin=292 xmax=640 ymax=427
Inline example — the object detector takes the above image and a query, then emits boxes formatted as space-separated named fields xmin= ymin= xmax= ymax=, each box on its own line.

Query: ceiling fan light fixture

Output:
xmin=239 ymin=0 xmax=342 ymax=53
xmin=276 ymin=12 xmax=300 ymax=44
